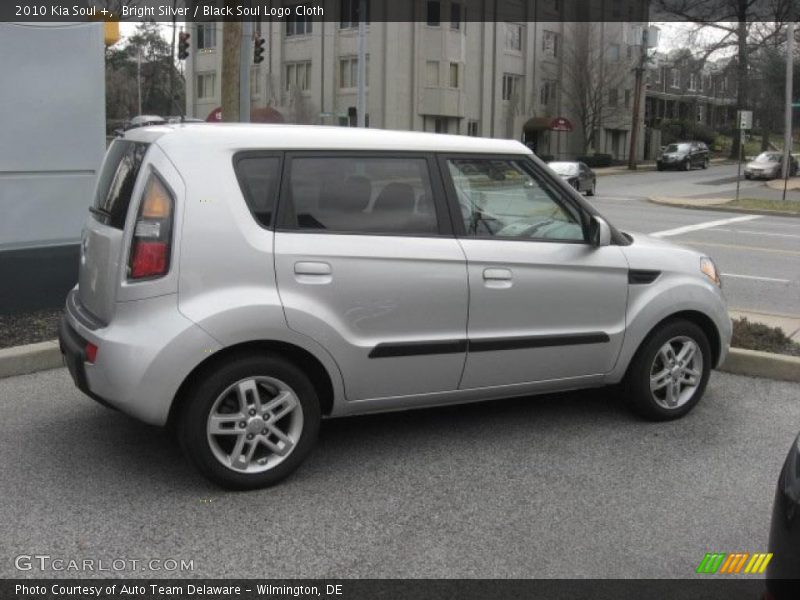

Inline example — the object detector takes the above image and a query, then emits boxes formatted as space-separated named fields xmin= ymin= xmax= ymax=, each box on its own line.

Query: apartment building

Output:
xmin=645 ymin=49 xmax=738 ymax=130
xmin=185 ymin=0 xmax=648 ymax=161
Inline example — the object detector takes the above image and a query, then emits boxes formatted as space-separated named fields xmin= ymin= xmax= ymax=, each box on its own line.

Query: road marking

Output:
xmin=713 ymin=228 xmax=800 ymax=239
xmin=651 ymin=215 xmax=761 ymax=238
xmin=722 ymin=273 xmax=791 ymax=283
xmin=682 ymin=240 xmax=800 ymax=256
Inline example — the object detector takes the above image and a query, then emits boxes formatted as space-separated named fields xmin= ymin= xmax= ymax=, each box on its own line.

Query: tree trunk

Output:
xmin=221 ymin=21 xmax=241 ymax=123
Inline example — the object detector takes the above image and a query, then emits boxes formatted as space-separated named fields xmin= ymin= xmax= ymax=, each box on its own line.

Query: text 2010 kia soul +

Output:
xmin=60 ymin=124 xmax=731 ymax=489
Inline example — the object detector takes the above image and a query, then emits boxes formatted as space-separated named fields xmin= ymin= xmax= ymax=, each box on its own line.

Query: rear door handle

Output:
xmin=294 ymin=261 xmax=331 ymax=276
xmin=483 ymin=268 xmax=512 ymax=281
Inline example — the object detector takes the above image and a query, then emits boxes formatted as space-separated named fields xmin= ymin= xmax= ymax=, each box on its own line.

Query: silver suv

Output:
xmin=60 ymin=125 xmax=731 ymax=489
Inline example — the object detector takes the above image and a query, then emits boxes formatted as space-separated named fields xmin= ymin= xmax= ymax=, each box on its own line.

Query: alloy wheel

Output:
xmin=649 ymin=336 xmax=703 ymax=410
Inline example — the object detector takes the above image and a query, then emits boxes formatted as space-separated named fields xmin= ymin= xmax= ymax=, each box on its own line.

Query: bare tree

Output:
xmin=654 ymin=0 xmax=793 ymax=157
xmin=560 ymin=22 xmax=632 ymax=155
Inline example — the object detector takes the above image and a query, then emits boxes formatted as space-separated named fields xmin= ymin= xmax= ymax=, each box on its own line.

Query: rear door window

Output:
xmin=92 ymin=140 xmax=149 ymax=229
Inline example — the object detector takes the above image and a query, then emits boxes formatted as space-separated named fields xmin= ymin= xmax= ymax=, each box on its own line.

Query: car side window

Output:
xmin=234 ymin=155 xmax=282 ymax=227
xmin=446 ymin=158 xmax=585 ymax=242
xmin=283 ymin=156 xmax=439 ymax=235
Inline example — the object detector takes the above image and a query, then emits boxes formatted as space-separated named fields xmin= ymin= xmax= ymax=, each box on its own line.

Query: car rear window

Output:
xmin=233 ymin=155 xmax=282 ymax=228
xmin=91 ymin=140 xmax=149 ymax=229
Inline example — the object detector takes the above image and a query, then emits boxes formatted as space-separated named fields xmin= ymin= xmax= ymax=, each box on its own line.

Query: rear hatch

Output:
xmin=78 ymin=139 xmax=149 ymax=323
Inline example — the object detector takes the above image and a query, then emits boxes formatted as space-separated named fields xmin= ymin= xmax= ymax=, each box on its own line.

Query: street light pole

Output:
xmin=137 ymin=47 xmax=142 ymax=116
xmin=356 ymin=0 xmax=367 ymax=127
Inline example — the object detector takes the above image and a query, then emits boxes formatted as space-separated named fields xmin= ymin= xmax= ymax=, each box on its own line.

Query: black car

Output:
xmin=656 ymin=141 xmax=710 ymax=171
xmin=766 ymin=432 xmax=800 ymax=596
xmin=547 ymin=161 xmax=596 ymax=196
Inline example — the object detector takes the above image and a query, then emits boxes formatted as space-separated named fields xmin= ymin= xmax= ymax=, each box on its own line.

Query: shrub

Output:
xmin=658 ymin=119 xmax=716 ymax=146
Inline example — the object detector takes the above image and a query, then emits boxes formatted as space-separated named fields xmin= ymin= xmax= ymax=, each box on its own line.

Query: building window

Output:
xmin=608 ymin=88 xmax=618 ymax=107
xmin=540 ymin=79 xmax=556 ymax=106
xmin=196 ymin=73 xmax=216 ymax=99
xmin=626 ymin=44 xmax=633 ymax=59
xmin=286 ymin=6 xmax=313 ymax=37
xmin=505 ymin=23 xmax=522 ymax=51
xmin=624 ymin=89 xmax=631 ymax=107
xmin=340 ymin=0 xmax=370 ymax=28
xmin=427 ymin=1 xmax=440 ymax=26
xmin=467 ymin=120 xmax=479 ymax=136
xmin=671 ymin=68 xmax=679 ymax=88
xmin=285 ymin=61 xmax=311 ymax=92
xmin=688 ymin=73 xmax=697 ymax=91
xmin=450 ymin=2 xmax=462 ymax=29
xmin=449 ymin=62 xmax=460 ymax=88
xmin=339 ymin=56 xmax=369 ymax=89
xmin=697 ymin=104 xmax=704 ymax=122
xmin=425 ymin=61 xmax=439 ymax=86
xmin=543 ymin=31 xmax=558 ymax=58
xmin=608 ymin=44 xmax=620 ymax=61
xmin=196 ymin=23 xmax=216 ymax=50
xmin=656 ymin=67 xmax=662 ymax=83
xmin=502 ymin=74 xmax=521 ymax=102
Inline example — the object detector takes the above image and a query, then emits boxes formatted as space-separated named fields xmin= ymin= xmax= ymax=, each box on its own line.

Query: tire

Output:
xmin=656 ymin=164 xmax=664 ymax=172
xmin=702 ymin=157 xmax=709 ymax=169
xmin=683 ymin=159 xmax=690 ymax=171
xmin=622 ymin=319 xmax=712 ymax=421
xmin=178 ymin=354 xmax=321 ymax=490
xmin=744 ymin=173 xmax=752 ymax=180
xmin=587 ymin=181 xmax=596 ymax=196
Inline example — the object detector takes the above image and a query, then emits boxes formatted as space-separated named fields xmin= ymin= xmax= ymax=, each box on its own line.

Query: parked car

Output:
xmin=766 ymin=432 xmax=800 ymax=592
xmin=656 ymin=141 xmax=710 ymax=171
xmin=548 ymin=161 xmax=596 ymax=196
xmin=59 ymin=125 xmax=731 ymax=489
xmin=744 ymin=152 xmax=798 ymax=180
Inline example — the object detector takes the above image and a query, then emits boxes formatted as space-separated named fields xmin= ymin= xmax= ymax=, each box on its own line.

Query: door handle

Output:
xmin=294 ymin=262 xmax=332 ymax=275
xmin=483 ymin=268 xmax=512 ymax=281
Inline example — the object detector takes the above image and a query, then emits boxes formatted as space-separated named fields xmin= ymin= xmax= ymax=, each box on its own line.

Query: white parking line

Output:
xmin=713 ymin=228 xmax=800 ymax=239
xmin=722 ymin=273 xmax=791 ymax=283
xmin=651 ymin=215 xmax=762 ymax=238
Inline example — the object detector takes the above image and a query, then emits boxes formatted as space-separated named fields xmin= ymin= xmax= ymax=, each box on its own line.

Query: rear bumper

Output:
xmin=61 ymin=289 xmax=223 ymax=426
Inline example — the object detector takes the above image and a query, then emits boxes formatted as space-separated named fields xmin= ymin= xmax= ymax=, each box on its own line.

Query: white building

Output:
xmin=185 ymin=0 xmax=646 ymax=161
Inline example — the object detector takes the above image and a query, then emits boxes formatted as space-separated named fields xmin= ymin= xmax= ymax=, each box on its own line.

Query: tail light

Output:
xmin=129 ymin=173 xmax=173 ymax=280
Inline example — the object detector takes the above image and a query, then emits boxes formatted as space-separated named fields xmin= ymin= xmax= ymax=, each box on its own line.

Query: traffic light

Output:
xmin=178 ymin=31 xmax=190 ymax=60
xmin=253 ymin=37 xmax=265 ymax=64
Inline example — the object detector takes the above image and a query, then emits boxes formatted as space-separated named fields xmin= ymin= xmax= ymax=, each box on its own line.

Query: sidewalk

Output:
xmin=766 ymin=176 xmax=800 ymax=192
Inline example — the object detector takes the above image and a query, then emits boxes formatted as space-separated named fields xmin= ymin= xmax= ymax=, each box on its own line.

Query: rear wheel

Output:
xmin=587 ymin=180 xmax=596 ymax=196
xmin=178 ymin=354 xmax=321 ymax=489
xmin=623 ymin=320 xmax=711 ymax=421
xmin=683 ymin=159 xmax=691 ymax=171
xmin=702 ymin=157 xmax=709 ymax=169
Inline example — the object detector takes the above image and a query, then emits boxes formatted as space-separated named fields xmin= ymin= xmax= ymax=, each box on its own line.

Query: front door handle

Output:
xmin=483 ymin=268 xmax=512 ymax=281
xmin=295 ymin=261 xmax=332 ymax=276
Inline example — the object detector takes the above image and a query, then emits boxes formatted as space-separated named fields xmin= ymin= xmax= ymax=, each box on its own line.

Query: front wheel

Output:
xmin=702 ymin=157 xmax=709 ymax=169
xmin=587 ymin=181 xmax=596 ymax=196
xmin=683 ymin=159 xmax=691 ymax=171
xmin=623 ymin=320 xmax=711 ymax=421
xmin=178 ymin=354 xmax=321 ymax=489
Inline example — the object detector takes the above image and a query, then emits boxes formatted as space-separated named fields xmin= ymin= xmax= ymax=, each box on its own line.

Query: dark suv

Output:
xmin=657 ymin=141 xmax=710 ymax=171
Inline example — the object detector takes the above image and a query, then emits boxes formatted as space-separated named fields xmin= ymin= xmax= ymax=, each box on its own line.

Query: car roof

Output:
xmin=125 ymin=123 xmax=531 ymax=155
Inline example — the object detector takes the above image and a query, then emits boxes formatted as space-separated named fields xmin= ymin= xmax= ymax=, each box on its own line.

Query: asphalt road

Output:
xmin=1 ymin=367 xmax=798 ymax=579
xmin=590 ymin=165 xmax=800 ymax=317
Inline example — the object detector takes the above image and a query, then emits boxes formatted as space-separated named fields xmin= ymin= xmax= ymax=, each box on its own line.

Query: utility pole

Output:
xmin=356 ymin=0 xmax=367 ymax=127
xmin=168 ymin=0 xmax=177 ymax=115
xmin=782 ymin=18 xmax=794 ymax=199
xmin=137 ymin=46 xmax=142 ymax=116
xmin=240 ymin=15 xmax=253 ymax=123
xmin=628 ymin=26 xmax=648 ymax=170
xmin=221 ymin=21 xmax=242 ymax=123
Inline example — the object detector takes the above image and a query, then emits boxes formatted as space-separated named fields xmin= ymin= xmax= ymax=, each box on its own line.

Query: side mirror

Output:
xmin=589 ymin=216 xmax=611 ymax=247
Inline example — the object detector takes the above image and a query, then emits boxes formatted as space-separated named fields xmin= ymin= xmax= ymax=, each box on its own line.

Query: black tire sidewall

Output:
xmin=179 ymin=354 xmax=321 ymax=490
xmin=624 ymin=320 xmax=712 ymax=421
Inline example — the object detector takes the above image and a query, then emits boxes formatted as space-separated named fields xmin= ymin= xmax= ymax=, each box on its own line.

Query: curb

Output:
xmin=1 ymin=339 xmax=798 ymax=384
xmin=720 ymin=348 xmax=800 ymax=383
xmin=0 ymin=340 xmax=63 ymax=379
xmin=647 ymin=197 xmax=800 ymax=218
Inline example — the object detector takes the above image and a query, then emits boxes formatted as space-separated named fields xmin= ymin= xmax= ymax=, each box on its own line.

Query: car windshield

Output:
xmin=665 ymin=143 xmax=690 ymax=153
xmin=548 ymin=162 xmax=579 ymax=176
xmin=754 ymin=153 xmax=780 ymax=163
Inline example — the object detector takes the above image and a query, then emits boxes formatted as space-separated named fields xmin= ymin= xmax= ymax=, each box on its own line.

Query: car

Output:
xmin=766 ymin=432 xmax=800 ymax=593
xmin=656 ymin=141 xmax=710 ymax=171
xmin=547 ymin=161 xmax=596 ymax=196
xmin=59 ymin=125 xmax=731 ymax=489
xmin=744 ymin=152 xmax=798 ymax=180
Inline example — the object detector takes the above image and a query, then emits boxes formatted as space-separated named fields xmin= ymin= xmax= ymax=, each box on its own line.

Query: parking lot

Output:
xmin=2 ymin=367 xmax=797 ymax=578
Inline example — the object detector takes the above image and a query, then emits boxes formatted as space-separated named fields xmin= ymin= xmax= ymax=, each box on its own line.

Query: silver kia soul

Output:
xmin=59 ymin=124 xmax=731 ymax=489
